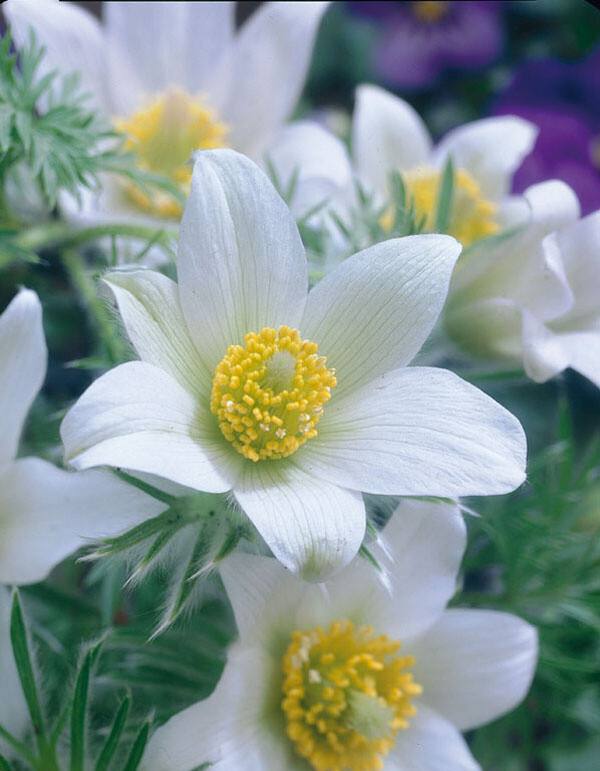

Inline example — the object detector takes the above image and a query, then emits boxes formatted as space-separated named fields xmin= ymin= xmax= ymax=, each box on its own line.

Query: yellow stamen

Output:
xmin=282 ymin=619 xmax=422 ymax=771
xmin=381 ymin=165 xmax=499 ymax=246
xmin=115 ymin=88 xmax=228 ymax=218
xmin=210 ymin=326 xmax=336 ymax=462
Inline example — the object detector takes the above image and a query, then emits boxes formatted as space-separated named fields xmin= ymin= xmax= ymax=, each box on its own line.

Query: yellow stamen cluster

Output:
xmin=210 ymin=326 xmax=336 ymax=462
xmin=412 ymin=1 xmax=449 ymax=24
xmin=381 ymin=165 xmax=499 ymax=246
xmin=115 ymin=88 xmax=228 ymax=218
xmin=282 ymin=619 xmax=422 ymax=771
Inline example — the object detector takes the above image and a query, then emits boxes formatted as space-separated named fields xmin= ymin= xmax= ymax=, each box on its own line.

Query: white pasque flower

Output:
xmin=350 ymin=84 xmax=538 ymax=247
xmin=4 ymin=0 xmax=342 ymax=226
xmin=142 ymin=499 xmax=538 ymax=771
xmin=0 ymin=289 xmax=167 ymax=586
xmin=446 ymin=180 xmax=600 ymax=388
xmin=61 ymin=149 xmax=526 ymax=581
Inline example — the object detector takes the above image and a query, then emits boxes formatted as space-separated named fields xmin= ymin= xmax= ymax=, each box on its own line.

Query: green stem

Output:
xmin=15 ymin=222 xmax=177 ymax=254
xmin=0 ymin=185 xmax=19 ymax=228
xmin=37 ymin=749 xmax=61 ymax=771
xmin=0 ymin=725 xmax=37 ymax=765
xmin=60 ymin=248 xmax=125 ymax=366
xmin=455 ymin=368 xmax=527 ymax=382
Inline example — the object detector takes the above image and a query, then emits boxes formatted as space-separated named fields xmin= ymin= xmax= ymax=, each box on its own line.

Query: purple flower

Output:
xmin=347 ymin=1 xmax=504 ymax=89
xmin=494 ymin=49 xmax=600 ymax=214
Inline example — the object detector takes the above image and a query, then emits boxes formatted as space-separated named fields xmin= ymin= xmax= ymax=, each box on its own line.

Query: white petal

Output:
xmin=553 ymin=210 xmax=600 ymax=329
xmin=104 ymin=270 xmax=210 ymax=394
xmin=432 ymin=116 xmax=538 ymax=200
xmin=219 ymin=553 xmax=309 ymax=649
xmin=0 ymin=589 xmax=28 ymax=744
xmin=60 ymin=362 xmax=234 ymax=493
xmin=352 ymin=85 xmax=432 ymax=196
xmin=4 ymin=0 xmax=111 ymax=112
xmin=233 ymin=462 xmax=365 ymax=580
xmin=0 ymin=290 xmax=46 ymax=466
xmin=450 ymin=180 xmax=580 ymax=298
xmin=266 ymin=120 xmax=353 ymax=220
xmin=177 ymin=150 xmax=307 ymax=373
xmin=447 ymin=182 xmax=580 ymax=368
xmin=390 ymin=704 xmax=480 ymax=771
xmin=521 ymin=311 xmax=570 ymax=383
xmin=523 ymin=322 xmax=600 ymax=388
xmin=297 ymin=367 xmax=526 ymax=496
xmin=142 ymin=644 xmax=299 ymax=771
xmin=209 ymin=2 xmax=330 ymax=158
xmin=410 ymin=609 xmax=538 ymax=731
xmin=0 ymin=459 xmax=166 ymax=585
xmin=105 ymin=1 xmax=235 ymax=96
xmin=302 ymin=235 xmax=461 ymax=396
xmin=562 ymin=332 xmax=600 ymax=387
xmin=320 ymin=499 xmax=466 ymax=642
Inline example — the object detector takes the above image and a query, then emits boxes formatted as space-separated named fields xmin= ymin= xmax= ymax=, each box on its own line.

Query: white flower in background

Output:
xmin=0 ymin=289 xmax=166 ymax=586
xmin=4 ymin=0 xmax=344 ymax=227
xmin=446 ymin=180 xmax=600 ymax=388
xmin=0 ymin=589 xmax=28 ymax=750
xmin=61 ymin=149 xmax=526 ymax=581
xmin=142 ymin=500 xmax=538 ymax=771
xmin=351 ymin=84 xmax=538 ymax=246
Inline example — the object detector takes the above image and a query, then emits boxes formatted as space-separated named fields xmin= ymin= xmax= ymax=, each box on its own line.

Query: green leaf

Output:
xmin=0 ymin=104 xmax=13 ymax=152
xmin=70 ymin=648 xmax=95 ymax=771
xmin=13 ymin=111 xmax=32 ymax=153
xmin=112 ymin=469 xmax=177 ymax=507
xmin=153 ymin=526 xmax=210 ymax=637
xmin=0 ymin=725 xmax=36 ymax=765
xmin=0 ymin=754 xmax=11 ymax=771
xmin=94 ymin=695 xmax=130 ymax=771
xmin=358 ymin=544 xmax=383 ymax=574
xmin=122 ymin=721 xmax=151 ymax=771
xmin=134 ymin=522 xmax=186 ymax=573
xmin=389 ymin=170 xmax=406 ymax=211
xmin=92 ymin=508 xmax=182 ymax=558
xmin=213 ymin=525 xmax=245 ymax=564
xmin=0 ymin=27 xmax=182 ymax=214
xmin=435 ymin=157 xmax=454 ymax=235
xmin=9 ymin=592 xmax=46 ymax=746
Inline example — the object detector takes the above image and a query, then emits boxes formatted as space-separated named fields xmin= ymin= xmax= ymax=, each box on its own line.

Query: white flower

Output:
xmin=350 ymin=84 xmax=538 ymax=246
xmin=446 ymin=180 xmax=600 ymax=388
xmin=61 ymin=149 xmax=526 ymax=581
xmin=141 ymin=499 xmax=538 ymax=771
xmin=0 ymin=589 xmax=28 ymax=750
xmin=4 ymin=0 xmax=341 ymax=227
xmin=0 ymin=289 xmax=166 ymax=586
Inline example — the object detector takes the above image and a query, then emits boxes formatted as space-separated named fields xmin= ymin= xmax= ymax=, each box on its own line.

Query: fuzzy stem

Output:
xmin=60 ymin=248 xmax=126 ymax=366
xmin=15 ymin=221 xmax=177 ymax=253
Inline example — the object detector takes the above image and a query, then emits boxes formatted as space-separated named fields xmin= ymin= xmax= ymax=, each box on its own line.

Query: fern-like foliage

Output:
xmin=0 ymin=29 xmax=113 ymax=208
xmin=0 ymin=28 xmax=184 ymax=213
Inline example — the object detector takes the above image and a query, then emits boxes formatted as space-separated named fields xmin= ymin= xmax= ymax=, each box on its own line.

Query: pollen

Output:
xmin=281 ymin=619 xmax=422 ymax=771
xmin=210 ymin=326 xmax=337 ymax=462
xmin=382 ymin=165 xmax=499 ymax=246
xmin=115 ymin=88 xmax=228 ymax=218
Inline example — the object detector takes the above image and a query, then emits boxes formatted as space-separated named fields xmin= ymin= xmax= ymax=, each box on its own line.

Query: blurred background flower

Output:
xmin=493 ymin=50 xmax=600 ymax=214
xmin=348 ymin=1 xmax=504 ymax=90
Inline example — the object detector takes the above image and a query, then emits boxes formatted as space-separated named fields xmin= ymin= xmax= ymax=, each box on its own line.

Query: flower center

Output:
xmin=412 ymin=1 xmax=449 ymax=24
xmin=115 ymin=87 xmax=229 ymax=218
xmin=282 ymin=619 xmax=422 ymax=771
xmin=381 ymin=165 xmax=499 ymax=246
xmin=210 ymin=326 xmax=336 ymax=463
